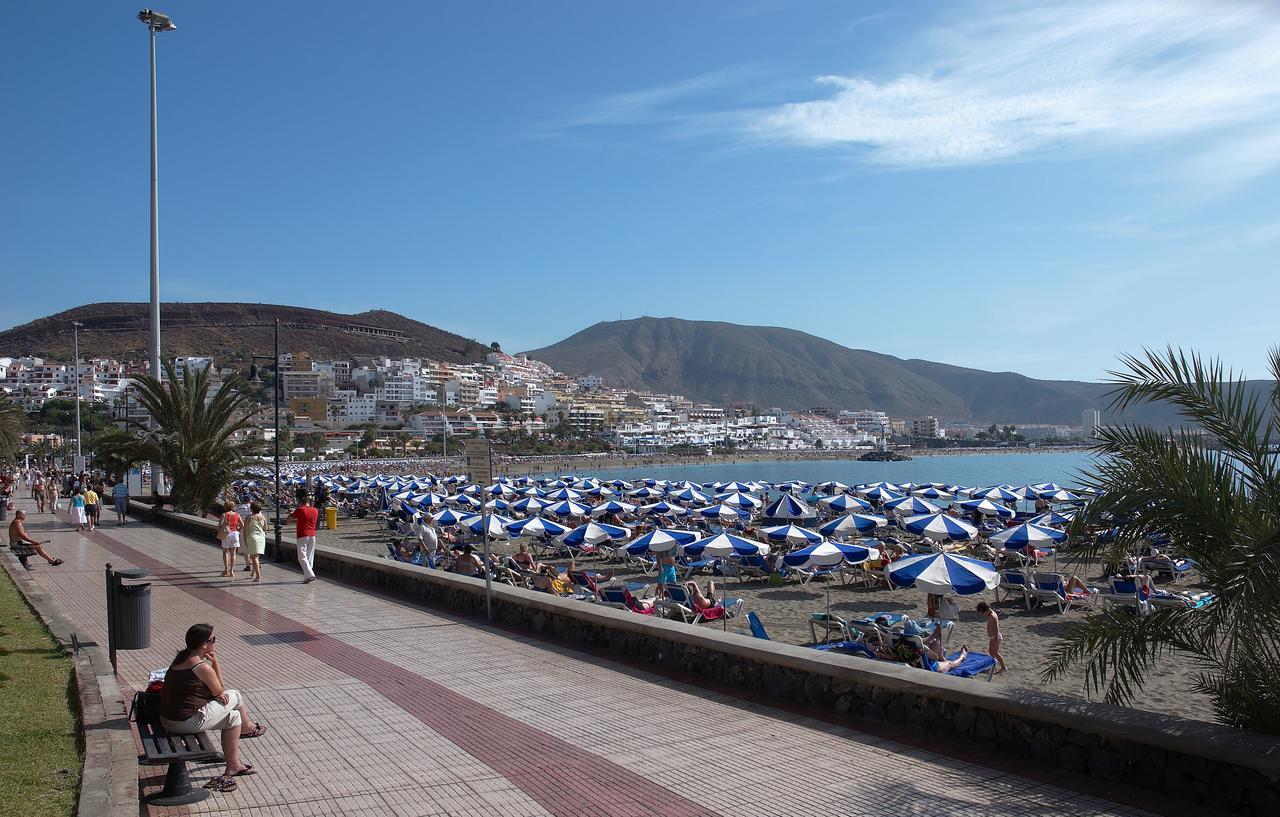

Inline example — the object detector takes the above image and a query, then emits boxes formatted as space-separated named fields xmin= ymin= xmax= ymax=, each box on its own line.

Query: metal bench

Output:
xmin=7 ymin=542 xmax=36 ymax=570
xmin=131 ymin=691 xmax=223 ymax=805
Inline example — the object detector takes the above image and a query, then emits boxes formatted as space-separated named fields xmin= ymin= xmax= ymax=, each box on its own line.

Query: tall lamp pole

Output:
xmin=138 ymin=8 xmax=175 ymax=497
xmin=250 ymin=319 xmax=284 ymax=561
xmin=72 ymin=321 xmax=83 ymax=461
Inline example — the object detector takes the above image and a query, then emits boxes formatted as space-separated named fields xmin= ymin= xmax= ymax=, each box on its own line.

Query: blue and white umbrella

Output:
xmin=819 ymin=513 xmax=889 ymax=537
xmin=583 ymin=486 xmax=616 ymax=497
xmin=969 ymin=485 xmax=1019 ymax=502
xmin=763 ymin=494 xmax=816 ymax=520
xmin=887 ymin=552 xmax=998 ymax=595
xmin=911 ymin=486 xmax=953 ymax=500
xmin=1027 ymin=510 xmax=1075 ymax=528
xmin=957 ymin=498 xmax=1016 ymax=518
xmin=510 ymin=496 xmax=552 ymax=514
xmin=988 ymin=522 xmax=1067 ymax=550
xmin=606 ymin=479 xmax=634 ymax=490
xmin=482 ymin=498 xmax=510 ymax=511
xmin=759 ymin=523 xmax=825 ymax=546
xmin=628 ymin=486 xmax=666 ymax=500
xmin=562 ymin=521 xmax=629 ymax=547
xmin=542 ymin=499 xmax=591 ymax=518
xmin=782 ymin=540 xmax=876 ymax=569
xmin=1039 ymin=489 xmax=1082 ymax=503
xmin=431 ymin=508 xmax=472 ymax=526
xmin=484 ymin=482 xmax=516 ymax=498
xmin=716 ymin=481 xmax=760 ymax=494
xmin=860 ymin=486 xmax=904 ymax=503
xmin=640 ymin=501 xmax=691 ymax=517
xmin=544 ymin=487 xmax=583 ymax=501
xmin=884 ymin=496 xmax=941 ymax=516
xmin=698 ymin=503 xmax=750 ymax=523
xmin=902 ymin=513 xmax=979 ymax=542
xmin=447 ymin=493 xmax=481 ymax=508
xmin=684 ymin=532 xmax=769 ymax=558
xmin=505 ymin=516 xmax=569 ymax=539
xmin=818 ymin=494 xmax=872 ymax=512
xmin=816 ymin=481 xmax=851 ymax=495
xmin=671 ymin=487 xmax=713 ymax=505
xmin=460 ymin=513 xmax=513 ymax=539
xmin=625 ymin=528 xmax=699 ymax=555
xmin=589 ymin=500 xmax=636 ymax=518
xmin=715 ymin=492 xmax=763 ymax=509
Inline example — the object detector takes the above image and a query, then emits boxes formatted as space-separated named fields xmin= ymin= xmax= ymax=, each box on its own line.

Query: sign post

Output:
xmin=464 ymin=435 xmax=494 ymax=620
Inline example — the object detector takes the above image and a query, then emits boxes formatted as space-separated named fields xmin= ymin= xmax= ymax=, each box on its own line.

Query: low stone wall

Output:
xmin=140 ymin=504 xmax=1280 ymax=816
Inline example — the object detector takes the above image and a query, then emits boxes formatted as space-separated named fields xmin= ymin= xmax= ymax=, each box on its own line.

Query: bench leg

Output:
xmin=144 ymin=760 xmax=210 ymax=806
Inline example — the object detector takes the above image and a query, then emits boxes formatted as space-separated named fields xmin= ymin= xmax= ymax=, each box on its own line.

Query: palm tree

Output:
xmin=1043 ymin=347 xmax=1280 ymax=732
xmin=0 ymin=394 xmax=25 ymax=463
xmin=97 ymin=362 xmax=262 ymax=515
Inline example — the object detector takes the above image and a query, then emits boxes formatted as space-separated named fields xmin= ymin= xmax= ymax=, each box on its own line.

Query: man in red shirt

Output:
xmin=289 ymin=495 xmax=319 ymax=583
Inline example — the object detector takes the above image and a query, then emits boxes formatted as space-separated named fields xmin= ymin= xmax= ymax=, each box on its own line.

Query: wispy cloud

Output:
xmin=750 ymin=0 xmax=1280 ymax=174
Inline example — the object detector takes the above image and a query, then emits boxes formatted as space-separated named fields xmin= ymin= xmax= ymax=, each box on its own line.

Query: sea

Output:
xmin=583 ymin=450 xmax=1098 ymax=491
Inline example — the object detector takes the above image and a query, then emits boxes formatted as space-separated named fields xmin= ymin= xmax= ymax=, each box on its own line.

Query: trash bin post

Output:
xmin=105 ymin=564 xmax=152 ymax=674
xmin=105 ymin=563 xmax=118 ymax=673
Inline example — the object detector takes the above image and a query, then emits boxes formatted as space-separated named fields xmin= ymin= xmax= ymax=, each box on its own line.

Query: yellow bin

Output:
xmin=325 ymin=505 xmax=338 ymax=531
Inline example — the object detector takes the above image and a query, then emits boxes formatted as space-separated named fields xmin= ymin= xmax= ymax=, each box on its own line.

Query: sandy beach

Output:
xmin=315 ymin=515 xmax=1215 ymax=724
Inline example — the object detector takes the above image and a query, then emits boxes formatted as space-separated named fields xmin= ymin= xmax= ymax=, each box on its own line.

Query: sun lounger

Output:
xmin=679 ymin=557 xmax=717 ymax=579
xmin=747 ymin=611 xmax=770 ymax=640
xmin=996 ymin=570 xmax=1034 ymax=610
xmin=1030 ymin=572 xmax=1096 ymax=613
xmin=917 ymin=647 xmax=998 ymax=680
xmin=811 ymin=640 xmax=878 ymax=659
xmin=598 ymin=585 xmax=656 ymax=614
xmin=1103 ymin=578 xmax=1215 ymax=611
xmin=659 ymin=583 xmax=741 ymax=624
xmin=1139 ymin=556 xmax=1196 ymax=583
xmin=809 ymin=612 xmax=849 ymax=644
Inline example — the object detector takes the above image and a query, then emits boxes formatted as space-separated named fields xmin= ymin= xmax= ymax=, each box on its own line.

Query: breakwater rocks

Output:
xmin=858 ymin=450 xmax=913 ymax=462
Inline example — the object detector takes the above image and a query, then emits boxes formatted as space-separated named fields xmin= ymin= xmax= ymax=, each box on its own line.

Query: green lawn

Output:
xmin=0 ymin=569 xmax=82 ymax=817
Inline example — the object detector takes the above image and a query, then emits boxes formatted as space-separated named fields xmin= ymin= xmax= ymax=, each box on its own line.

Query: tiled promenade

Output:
xmin=12 ymin=497 xmax=1165 ymax=817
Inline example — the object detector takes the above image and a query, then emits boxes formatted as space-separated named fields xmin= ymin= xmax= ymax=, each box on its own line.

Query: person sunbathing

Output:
xmin=537 ymin=564 xmax=572 ymax=594
xmin=512 ymin=543 xmax=541 ymax=572
xmin=1064 ymin=575 xmax=1093 ymax=596
xmin=683 ymin=580 xmax=719 ymax=610
xmin=931 ymin=646 xmax=970 ymax=674
xmin=453 ymin=545 xmax=484 ymax=577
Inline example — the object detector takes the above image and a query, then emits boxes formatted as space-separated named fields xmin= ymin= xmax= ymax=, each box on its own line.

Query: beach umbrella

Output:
xmin=860 ymin=486 xmax=904 ymax=503
xmin=988 ymin=522 xmax=1067 ymax=551
xmin=542 ymin=499 xmax=591 ymax=518
xmin=716 ymin=492 xmax=763 ymax=509
xmin=505 ymin=516 xmax=569 ymax=539
xmin=783 ymin=540 xmax=875 ymax=568
xmin=1027 ymin=510 xmax=1075 ymax=528
xmin=671 ymin=487 xmax=713 ymax=505
xmin=432 ymin=508 xmax=471 ymax=526
xmin=562 ymin=521 xmax=629 ymax=548
xmin=763 ymin=494 xmax=816 ymax=520
xmin=969 ymin=485 xmax=1020 ymax=502
xmin=628 ymin=486 xmax=665 ymax=500
xmin=957 ymin=498 xmax=1016 ymax=518
xmin=760 ymin=523 xmax=825 ymax=547
xmin=816 ymin=481 xmax=851 ymax=495
xmin=625 ymin=528 xmax=699 ymax=555
xmin=683 ymin=532 xmax=769 ymax=558
xmin=902 ymin=513 xmax=979 ymax=542
xmin=484 ymin=482 xmax=516 ymax=498
xmin=716 ymin=481 xmax=759 ymax=494
xmin=590 ymin=499 xmax=637 ymax=518
xmin=698 ymin=503 xmax=750 ymax=523
xmin=460 ymin=513 xmax=514 ymax=538
xmin=510 ymin=496 xmax=552 ymax=514
xmin=606 ymin=479 xmax=633 ymax=490
xmin=1039 ymin=489 xmax=1082 ymax=503
xmin=819 ymin=513 xmax=889 ymax=538
xmin=544 ymin=487 xmax=583 ymax=501
xmin=414 ymin=492 xmax=448 ymax=508
xmin=911 ymin=486 xmax=953 ymax=500
xmin=482 ymin=498 xmax=510 ymax=511
xmin=887 ymin=552 xmax=998 ymax=595
xmin=640 ymin=501 xmax=691 ymax=517
xmin=583 ymin=486 xmax=616 ymax=498
xmin=817 ymin=494 xmax=872 ymax=513
xmin=884 ymin=496 xmax=941 ymax=516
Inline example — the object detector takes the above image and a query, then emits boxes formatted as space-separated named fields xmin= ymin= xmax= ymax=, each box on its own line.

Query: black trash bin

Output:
xmin=115 ymin=582 xmax=152 ymax=650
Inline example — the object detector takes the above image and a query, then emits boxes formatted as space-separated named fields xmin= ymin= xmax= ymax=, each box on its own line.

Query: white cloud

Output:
xmin=750 ymin=0 xmax=1280 ymax=174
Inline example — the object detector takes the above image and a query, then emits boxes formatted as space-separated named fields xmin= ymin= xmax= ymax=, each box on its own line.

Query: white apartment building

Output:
xmin=1081 ymin=409 xmax=1101 ymax=439
xmin=911 ymin=416 xmax=942 ymax=439
xmin=281 ymin=370 xmax=336 ymax=401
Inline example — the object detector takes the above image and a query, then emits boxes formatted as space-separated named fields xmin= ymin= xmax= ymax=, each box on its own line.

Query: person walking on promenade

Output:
xmin=8 ymin=510 xmax=64 ymax=568
xmin=111 ymin=477 xmax=129 ymax=525
xmin=82 ymin=484 xmax=100 ymax=531
xmin=69 ymin=488 xmax=87 ymax=532
xmin=159 ymin=623 xmax=265 ymax=792
xmin=243 ymin=502 xmax=267 ymax=583
xmin=290 ymin=495 xmax=319 ymax=583
xmin=45 ymin=476 xmax=59 ymax=513
xmin=976 ymin=601 xmax=1006 ymax=674
xmin=32 ymin=472 xmax=46 ymax=514
xmin=217 ymin=500 xmax=243 ymax=578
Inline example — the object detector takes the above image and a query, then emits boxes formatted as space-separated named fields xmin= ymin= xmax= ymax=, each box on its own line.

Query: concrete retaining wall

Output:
xmin=140 ymin=503 xmax=1280 ymax=816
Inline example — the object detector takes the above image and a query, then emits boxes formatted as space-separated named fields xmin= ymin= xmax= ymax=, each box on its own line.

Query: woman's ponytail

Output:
xmin=172 ymin=622 xmax=213 ymax=666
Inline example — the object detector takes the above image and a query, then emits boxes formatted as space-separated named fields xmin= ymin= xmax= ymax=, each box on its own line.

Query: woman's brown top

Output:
xmin=159 ymin=661 xmax=213 ymax=721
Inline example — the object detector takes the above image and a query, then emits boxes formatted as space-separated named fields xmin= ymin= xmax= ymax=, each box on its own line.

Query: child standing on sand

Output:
xmin=976 ymin=601 xmax=1006 ymax=674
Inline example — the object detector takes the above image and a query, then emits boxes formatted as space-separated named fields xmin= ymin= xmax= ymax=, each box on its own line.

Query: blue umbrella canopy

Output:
xmin=819 ymin=513 xmax=889 ymax=537
xmin=562 ymin=521 xmax=629 ymax=547
xmin=759 ymin=523 xmax=824 ymax=546
xmin=589 ymin=499 xmax=637 ymax=517
xmin=887 ymin=552 xmax=998 ymax=595
xmin=505 ymin=516 xmax=569 ymax=538
xmin=816 ymin=481 xmax=851 ymax=495
xmin=510 ymin=496 xmax=552 ymax=513
xmin=884 ymin=496 xmax=941 ymax=516
xmin=763 ymin=494 xmax=816 ymax=520
xmin=902 ymin=512 xmax=980 ymax=542
xmin=860 ymin=486 xmax=904 ymax=503
xmin=715 ymin=492 xmax=763 ymax=509
xmin=818 ymin=494 xmax=872 ymax=512
xmin=957 ymin=498 xmax=1016 ymax=518
xmin=683 ymin=532 xmax=769 ymax=558
xmin=626 ymin=528 xmax=699 ymax=555
xmin=671 ymin=487 xmax=714 ymax=504
xmin=542 ymin=499 xmax=591 ymax=518
xmin=544 ymin=487 xmax=583 ymax=501
xmin=640 ymin=501 xmax=691 ymax=517
xmin=698 ymin=503 xmax=751 ymax=522
xmin=988 ymin=522 xmax=1067 ymax=550
xmin=459 ymin=513 xmax=514 ymax=538
xmin=1027 ymin=510 xmax=1075 ymax=528
xmin=911 ymin=486 xmax=953 ymax=500
xmin=783 ymin=540 xmax=876 ymax=568
xmin=432 ymin=508 xmax=471 ymax=526
xmin=969 ymin=485 xmax=1020 ymax=502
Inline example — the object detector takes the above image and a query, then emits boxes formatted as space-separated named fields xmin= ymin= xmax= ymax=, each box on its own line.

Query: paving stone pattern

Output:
xmin=13 ymin=498 xmax=1163 ymax=817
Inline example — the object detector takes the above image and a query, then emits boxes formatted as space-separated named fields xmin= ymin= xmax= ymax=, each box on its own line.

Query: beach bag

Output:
xmin=767 ymin=572 xmax=783 ymax=587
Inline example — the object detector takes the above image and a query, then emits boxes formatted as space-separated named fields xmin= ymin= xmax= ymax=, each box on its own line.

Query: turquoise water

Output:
xmin=582 ymin=451 xmax=1098 ymax=490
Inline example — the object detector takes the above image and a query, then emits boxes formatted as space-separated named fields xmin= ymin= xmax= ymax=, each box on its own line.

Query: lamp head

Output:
xmin=138 ymin=9 xmax=176 ymax=31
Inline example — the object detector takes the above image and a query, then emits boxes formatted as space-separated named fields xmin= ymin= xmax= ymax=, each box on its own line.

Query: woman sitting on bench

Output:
xmin=159 ymin=624 xmax=266 ymax=792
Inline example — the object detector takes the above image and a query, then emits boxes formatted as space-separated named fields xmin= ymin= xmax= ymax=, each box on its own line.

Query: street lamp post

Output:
xmin=138 ymin=8 xmax=175 ymax=497
xmin=72 ymin=321 xmax=83 ymax=462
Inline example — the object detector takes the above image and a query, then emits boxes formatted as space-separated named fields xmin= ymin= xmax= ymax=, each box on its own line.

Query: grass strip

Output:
xmin=0 ymin=569 xmax=82 ymax=817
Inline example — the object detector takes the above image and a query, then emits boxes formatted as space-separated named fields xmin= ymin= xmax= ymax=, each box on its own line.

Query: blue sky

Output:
xmin=4 ymin=1 xmax=1278 ymax=382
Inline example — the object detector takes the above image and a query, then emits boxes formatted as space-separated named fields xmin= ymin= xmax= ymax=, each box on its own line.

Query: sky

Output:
xmin=3 ymin=0 xmax=1279 ymax=382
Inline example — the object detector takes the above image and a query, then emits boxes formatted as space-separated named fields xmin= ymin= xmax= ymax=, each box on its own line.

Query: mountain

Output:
xmin=0 ymin=303 xmax=490 ymax=365
xmin=525 ymin=317 xmax=1262 ymax=425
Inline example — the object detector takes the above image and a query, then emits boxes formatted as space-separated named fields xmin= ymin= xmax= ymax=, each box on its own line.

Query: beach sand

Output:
xmin=316 ymin=517 xmax=1215 ymax=724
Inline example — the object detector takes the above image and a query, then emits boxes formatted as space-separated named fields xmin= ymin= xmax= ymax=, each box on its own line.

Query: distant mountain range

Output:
xmin=0 ymin=303 xmax=489 ymax=365
xmin=525 ymin=317 xmax=1265 ymax=426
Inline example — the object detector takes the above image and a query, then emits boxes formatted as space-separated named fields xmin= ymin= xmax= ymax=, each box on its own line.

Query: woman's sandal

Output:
xmin=204 ymin=776 xmax=238 ymax=792
xmin=49 ymin=559 xmax=65 ymax=566
xmin=229 ymin=763 xmax=256 ymax=776
xmin=243 ymin=723 xmax=267 ymax=738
